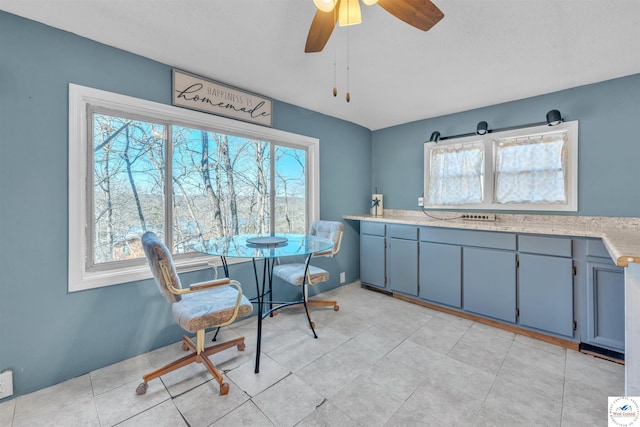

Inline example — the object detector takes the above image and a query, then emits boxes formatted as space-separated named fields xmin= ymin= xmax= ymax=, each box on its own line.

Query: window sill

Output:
xmin=68 ymin=254 xmax=249 ymax=292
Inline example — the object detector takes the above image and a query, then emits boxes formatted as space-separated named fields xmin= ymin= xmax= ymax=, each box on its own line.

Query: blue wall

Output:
xmin=0 ymin=11 xmax=371 ymax=397
xmin=2 ymin=9 xmax=639 ymax=399
xmin=372 ymin=74 xmax=640 ymax=216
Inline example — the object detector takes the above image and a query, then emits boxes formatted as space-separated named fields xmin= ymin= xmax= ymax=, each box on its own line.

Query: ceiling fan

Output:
xmin=305 ymin=0 xmax=444 ymax=53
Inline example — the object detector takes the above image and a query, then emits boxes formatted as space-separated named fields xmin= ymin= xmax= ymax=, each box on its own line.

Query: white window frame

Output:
xmin=424 ymin=120 xmax=578 ymax=212
xmin=69 ymin=83 xmax=320 ymax=292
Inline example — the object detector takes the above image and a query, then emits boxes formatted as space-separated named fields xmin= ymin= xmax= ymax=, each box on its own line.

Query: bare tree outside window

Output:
xmin=91 ymin=112 xmax=307 ymax=266
xmin=274 ymin=145 xmax=306 ymax=233
xmin=93 ymin=114 xmax=165 ymax=264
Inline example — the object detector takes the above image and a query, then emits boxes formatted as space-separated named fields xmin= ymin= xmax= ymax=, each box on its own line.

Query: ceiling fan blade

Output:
xmin=305 ymin=0 xmax=340 ymax=53
xmin=377 ymin=0 xmax=444 ymax=32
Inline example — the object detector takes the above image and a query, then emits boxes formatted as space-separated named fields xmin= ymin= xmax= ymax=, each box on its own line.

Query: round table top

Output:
xmin=193 ymin=233 xmax=334 ymax=259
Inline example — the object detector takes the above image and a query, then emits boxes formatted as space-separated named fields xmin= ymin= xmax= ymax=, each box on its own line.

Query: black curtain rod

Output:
xmin=437 ymin=120 xmax=549 ymax=142
xmin=427 ymin=110 xmax=564 ymax=144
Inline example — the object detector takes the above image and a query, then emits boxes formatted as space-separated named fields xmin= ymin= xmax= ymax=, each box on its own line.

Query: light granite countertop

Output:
xmin=343 ymin=210 xmax=640 ymax=267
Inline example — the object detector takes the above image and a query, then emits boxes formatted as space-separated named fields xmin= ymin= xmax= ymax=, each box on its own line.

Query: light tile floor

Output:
xmin=0 ymin=282 xmax=624 ymax=426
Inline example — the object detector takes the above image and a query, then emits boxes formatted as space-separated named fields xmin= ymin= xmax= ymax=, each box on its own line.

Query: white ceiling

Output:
xmin=2 ymin=0 xmax=639 ymax=130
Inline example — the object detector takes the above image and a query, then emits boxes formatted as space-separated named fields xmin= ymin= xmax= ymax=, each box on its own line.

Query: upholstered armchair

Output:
xmin=272 ymin=220 xmax=344 ymax=312
xmin=138 ymin=231 xmax=253 ymax=396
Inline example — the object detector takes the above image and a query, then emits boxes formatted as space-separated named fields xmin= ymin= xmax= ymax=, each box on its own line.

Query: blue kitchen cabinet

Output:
xmin=585 ymin=261 xmax=625 ymax=352
xmin=421 ymin=227 xmax=517 ymax=321
xmin=518 ymin=257 xmax=574 ymax=337
xmin=463 ymin=247 xmax=517 ymax=322
xmin=581 ymin=238 xmax=625 ymax=353
xmin=419 ymin=241 xmax=462 ymax=308
xmin=518 ymin=235 xmax=574 ymax=337
xmin=360 ymin=222 xmax=386 ymax=288
xmin=357 ymin=220 xmax=624 ymax=352
xmin=387 ymin=225 xmax=419 ymax=296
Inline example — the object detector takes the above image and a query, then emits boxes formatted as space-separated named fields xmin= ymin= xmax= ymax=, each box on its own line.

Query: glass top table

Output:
xmin=194 ymin=233 xmax=334 ymax=260
xmin=194 ymin=233 xmax=334 ymax=373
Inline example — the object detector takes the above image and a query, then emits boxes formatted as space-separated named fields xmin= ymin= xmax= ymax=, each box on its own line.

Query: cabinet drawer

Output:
xmin=388 ymin=224 xmax=418 ymax=240
xmin=361 ymin=221 xmax=385 ymax=236
xmin=586 ymin=239 xmax=613 ymax=260
xmin=519 ymin=235 xmax=572 ymax=257
xmin=421 ymin=227 xmax=516 ymax=250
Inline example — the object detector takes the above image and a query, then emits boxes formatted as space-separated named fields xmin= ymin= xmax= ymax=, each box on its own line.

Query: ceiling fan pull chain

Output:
xmin=346 ymin=7 xmax=351 ymax=103
xmin=333 ymin=49 xmax=337 ymax=97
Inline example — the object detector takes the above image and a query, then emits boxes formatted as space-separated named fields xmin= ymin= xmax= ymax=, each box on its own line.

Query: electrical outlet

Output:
xmin=0 ymin=370 xmax=13 ymax=399
xmin=418 ymin=197 xmax=424 ymax=207
xmin=461 ymin=213 xmax=496 ymax=221
xmin=340 ymin=272 xmax=346 ymax=283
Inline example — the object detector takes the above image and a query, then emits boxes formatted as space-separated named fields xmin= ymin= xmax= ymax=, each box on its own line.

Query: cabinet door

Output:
xmin=388 ymin=238 xmax=418 ymax=296
xmin=519 ymin=254 xmax=574 ymax=337
xmin=419 ymin=242 xmax=462 ymax=308
xmin=463 ymin=247 xmax=516 ymax=322
xmin=586 ymin=261 xmax=625 ymax=352
xmin=360 ymin=234 xmax=386 ymax=288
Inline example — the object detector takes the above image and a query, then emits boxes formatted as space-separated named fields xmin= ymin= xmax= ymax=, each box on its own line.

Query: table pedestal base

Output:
xmin=251 ymin=256 xmax=317 ymax=373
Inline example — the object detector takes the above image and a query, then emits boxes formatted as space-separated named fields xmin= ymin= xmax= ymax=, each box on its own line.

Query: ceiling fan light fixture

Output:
xmin=338 ymin=0 xmax=362 ymax=26
xmin=361 ymin=0 xmax=379 ymax=5
xmin=313 ymin=0 xmax=337 ymax=12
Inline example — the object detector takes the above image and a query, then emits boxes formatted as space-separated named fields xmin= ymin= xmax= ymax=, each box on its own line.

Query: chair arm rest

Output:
xmin=180 ymin=277 xmax=246 ymax=327
xmin=313 ymin=250 xmax=333 ymax=258
xmin=218 ymin=279 xmax=245 ymax=327
xmin=188 ymin=278 xmax=231 ymax=292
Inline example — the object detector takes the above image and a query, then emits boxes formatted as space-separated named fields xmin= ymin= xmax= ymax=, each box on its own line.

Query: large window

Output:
xmin=424 ymin=121 xmax=578 ymax=211
xmin=70 ymin=84 xmax=319 ymax=291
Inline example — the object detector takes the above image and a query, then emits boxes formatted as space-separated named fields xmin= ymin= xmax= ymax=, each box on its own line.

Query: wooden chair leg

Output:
xmin=198 ymin=353 xmax=229 ymax=395
xmin=202 ymin=336 xmax=246 ymax=357
xmin=307 ymin=299 xmax=340 ymax=311
xmin=140 ymin=350 xmax=198 ymax=386
xmin=274 ymin=299 xmax=340 ymax=314
xmin=136 ymin=333 xmax=246 ymax=396
xmin=182 ymin=335 xmax=196 ymax=351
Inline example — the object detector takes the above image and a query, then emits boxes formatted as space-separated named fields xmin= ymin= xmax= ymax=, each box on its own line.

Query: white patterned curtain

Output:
xmin=427 ymin=142 xmax=484 ymax=205
xmin=494 ymin=132 xmax=567 ymax=204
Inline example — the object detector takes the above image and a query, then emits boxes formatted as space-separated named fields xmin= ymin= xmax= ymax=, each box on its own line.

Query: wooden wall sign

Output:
xmin=172 ymin=69 xmax=272 ymax=127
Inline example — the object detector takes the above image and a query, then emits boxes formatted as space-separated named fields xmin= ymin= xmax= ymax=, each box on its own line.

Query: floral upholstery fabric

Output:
xmin=142 ymin=231 xmax=183 ymax=303
xmin=272 ymin=220 xmax=342 ymax=286
xmin=173 ymin=286 xmax=253 ymax=333
xmin=142 ymin=231 xmax=253 ymax=332
xmin=273 ymin=263 xmax=329 ymax=286
xmin=309 ymin=220 xmax=343 ymax=255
